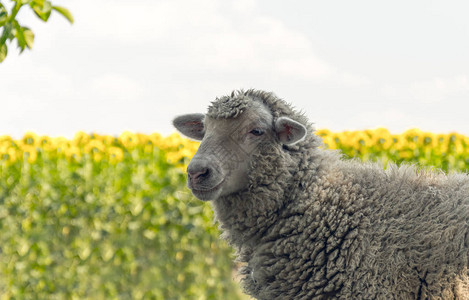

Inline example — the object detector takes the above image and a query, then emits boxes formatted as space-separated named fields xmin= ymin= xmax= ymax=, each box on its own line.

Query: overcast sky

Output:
xmin=1 ymin=0 xmax=469 ymax=138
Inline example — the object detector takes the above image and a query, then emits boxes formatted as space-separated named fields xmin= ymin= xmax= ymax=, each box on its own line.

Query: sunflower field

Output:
xmin=0 ymin=132 xmax=240 ymax=299
xmin=0 ymin=128 xmax=468 ymax=299
xmin=317 ymin=128 xmax=469 ymax=172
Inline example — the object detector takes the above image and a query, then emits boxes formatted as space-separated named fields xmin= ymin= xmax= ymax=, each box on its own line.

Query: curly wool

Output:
xmin=210 ymin=90 xmax=469 ymax=299
xmin=207 ymin=91 xmax=250 ymax=119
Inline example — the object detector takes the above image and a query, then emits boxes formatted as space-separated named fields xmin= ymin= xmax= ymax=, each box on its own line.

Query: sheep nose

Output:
xmin=187 ymin=161 xmax=211 ymax=183
xmin=187 ymin=168 xmax=210 ymax=183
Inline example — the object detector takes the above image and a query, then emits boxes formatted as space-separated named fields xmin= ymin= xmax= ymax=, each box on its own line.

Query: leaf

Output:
xmin=0 ymin=4 xmax=7 ymax=27
xmin=14 ymin=21 xmax=26 ymax=52
xmin=23 ymin=28 xmax=34 ymax=49
xmin=0 ymin=43 xmax=7 ymax=63
xmin=30 ymin=0 xmax=52 ymax=22
xmin=0 ymin=22 xmax=13 ymax=45
xmin=52 ymin=6 xmax=74 ymax=24
xmin=30 ymin=0 xmax=45 ymax=6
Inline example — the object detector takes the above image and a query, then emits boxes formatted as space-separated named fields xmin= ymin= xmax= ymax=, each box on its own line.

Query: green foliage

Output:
xmin=0 ymin=0 xmax=73 ymax=63
xmin=0 ymin=146 xmax=242 ymax=299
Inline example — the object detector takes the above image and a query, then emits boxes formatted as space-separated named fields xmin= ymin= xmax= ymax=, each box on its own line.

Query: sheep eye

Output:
xmin=249 ymin=129 xmax=264 ymax=136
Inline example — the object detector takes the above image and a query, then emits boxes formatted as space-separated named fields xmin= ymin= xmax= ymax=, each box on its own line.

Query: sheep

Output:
xmin=173 ymin=89 xmax=469 ymax=299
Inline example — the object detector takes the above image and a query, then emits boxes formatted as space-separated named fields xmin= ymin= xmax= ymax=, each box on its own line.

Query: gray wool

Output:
xmin=207 ymin=90 xmax=251 ymax=119
xmin=206 ymin=90 xmax=469 ymax=299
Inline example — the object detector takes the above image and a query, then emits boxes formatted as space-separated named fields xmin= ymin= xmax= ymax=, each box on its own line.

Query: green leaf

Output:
xmin=24 ymin=28 xmax=34 ymax=49
xmin=30 ymin=0 xmax=45 ymax=6
xmin=0 ymin=43 xmax=7 ymax=62
xmin=14 ymin=21 xmax=26 ymax=52
xmin=0 ymin=4 xmax=7 ymax=27
xmin=0 ymin=22 xmax=13 ymax=45
xmin=52 ymin=6 xmax=74 ymax=24
xmin=30 ymin=0 xmax=52 ymax=22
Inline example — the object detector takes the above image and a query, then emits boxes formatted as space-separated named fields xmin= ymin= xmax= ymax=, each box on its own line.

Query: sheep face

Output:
xmin=173 ymin=99 xmax=307 ymax=201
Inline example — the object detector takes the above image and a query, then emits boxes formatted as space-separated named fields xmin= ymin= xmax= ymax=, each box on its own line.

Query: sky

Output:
xmin=1 ymin=0 xmax=469 ymax=138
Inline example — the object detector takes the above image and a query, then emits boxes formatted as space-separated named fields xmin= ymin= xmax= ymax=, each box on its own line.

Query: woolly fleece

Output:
xmin=206 ymin=90 xmax=469 ymax=299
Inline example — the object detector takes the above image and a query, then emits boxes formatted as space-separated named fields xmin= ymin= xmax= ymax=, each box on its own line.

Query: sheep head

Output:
xmin=173 ymin=91 xmax=307 ymax=201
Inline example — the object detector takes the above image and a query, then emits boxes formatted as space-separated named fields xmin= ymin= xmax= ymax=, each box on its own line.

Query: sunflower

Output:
xmin=64 ymin=146 xmax=81 ymax=161
xmin=22 ymin=145 xmax=38 ymax=163
xmin=84 ymin=139 xmax=106 ymax=154
xmin=108 ymin=146 xmax=125 ymax=162
xmin=73 ymin=131 xmax=91 ymax=147
xmin=21 ymin=132 xmax=39 ymax=147
xmin=119 ymin=131 xmax=139 ymax=149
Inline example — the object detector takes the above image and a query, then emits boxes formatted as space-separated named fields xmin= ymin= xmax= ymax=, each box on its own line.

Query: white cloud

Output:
xmin=409 ymin=75 xmax=469 ymax=103
xmin=1 ymin=55 xmax=74 ymax=101
xmin=91 ymin=74 xmax=142 ymax=102
xmin=66 ymin=0 xmax=368 ymax=86
xmin=382 ymin=75 xmax=469 ymax=105
xmin=230 ymin=0 xmax=257 ymax=13
xmin=347 ymin=109 xmax=419 ymax=133
xmin=71 ymin=0 xmax=226 ymax=43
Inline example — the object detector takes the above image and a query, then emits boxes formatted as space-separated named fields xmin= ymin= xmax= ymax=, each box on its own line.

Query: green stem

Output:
xmin=1 ymin=1 xmax=23 ymax=45
xmin=9 ymin=1 xmax=23 ymax=22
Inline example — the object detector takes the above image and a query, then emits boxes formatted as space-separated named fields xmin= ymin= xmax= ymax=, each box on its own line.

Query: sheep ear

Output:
xmin=173 ymin=113 xmax=205 ymax=141
xmin=275 ymin=117 xmax=307 ymax=145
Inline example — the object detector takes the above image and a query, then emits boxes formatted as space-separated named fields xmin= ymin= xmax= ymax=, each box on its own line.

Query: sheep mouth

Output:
xmin=190 ymin=179 xmax=224 ymax=201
